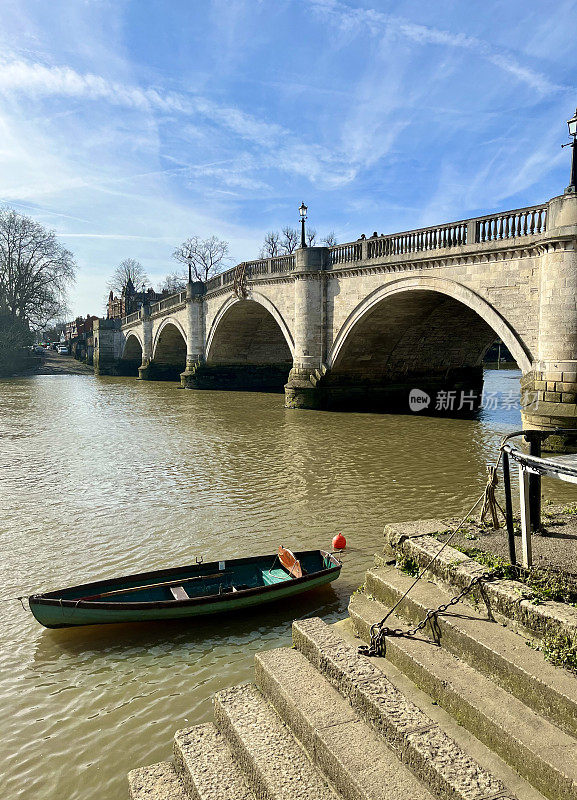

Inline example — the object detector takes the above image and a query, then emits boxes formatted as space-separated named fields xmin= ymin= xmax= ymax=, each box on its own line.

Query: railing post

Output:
xmin=527 ymin=434 xmax=542 ymax=531
xmin=518 ymin=464 xmax=533 ymax=569
xmin=361 ymin=239 xmax=368 ymax=260
xmin=502 ymin=451 xmax=516 ymax=565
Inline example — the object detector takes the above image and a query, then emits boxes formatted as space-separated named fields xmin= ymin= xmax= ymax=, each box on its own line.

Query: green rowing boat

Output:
xmin=28 ymin=547 xmax=342 ymax=628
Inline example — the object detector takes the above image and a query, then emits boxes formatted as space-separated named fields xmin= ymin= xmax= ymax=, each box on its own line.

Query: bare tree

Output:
xmin=321 ymin=231 xmax=338 ymax=246
xmin=259 ymin=231 xmax=280 ymax=258
xmin=107 ymin=258 xmax=148 ymax=295
xmin=173 ymin=236 xmax=230 ymax=282
xmin=158 ymin=271 xmax=187 ymax=294
xmin=306 ymin=228 xmax=317 ymax=246
xmin=0 ymin=206 xmax=76 ymax=330
xmin=280 ymin=226 xmax=299 ymax=254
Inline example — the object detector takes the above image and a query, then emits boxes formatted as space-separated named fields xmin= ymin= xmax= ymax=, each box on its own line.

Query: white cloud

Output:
xmin=308 ymin=0 xmax=572 ymax=96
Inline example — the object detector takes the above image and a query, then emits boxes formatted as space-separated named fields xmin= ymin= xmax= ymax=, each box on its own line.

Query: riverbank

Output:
xmin=434 ymin=504 xmax=577 ymax=576
xmin=35 ymin=349 xmax=94 ymax=376
xmin=8 ymin=348 xmax=94 ymax=377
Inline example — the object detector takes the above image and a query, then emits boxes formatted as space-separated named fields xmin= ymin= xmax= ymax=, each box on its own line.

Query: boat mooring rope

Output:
xmin=0 ymin=596 xmax=28 ymax=610
xmin=359 ymin=442 xmax=509 ymax=658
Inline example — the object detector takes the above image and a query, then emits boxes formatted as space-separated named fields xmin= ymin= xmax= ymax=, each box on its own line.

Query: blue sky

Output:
xmin=0 ymin=0 xmax=575 ymax=318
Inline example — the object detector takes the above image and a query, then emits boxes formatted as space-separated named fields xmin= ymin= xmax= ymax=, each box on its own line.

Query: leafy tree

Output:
xmin=173 ymin=236 xmax=230 ymax=282
xmin=0 ymin=206 xmax=76 ymax=330
xmin=107 ymin=258 xmax=148 ymax=295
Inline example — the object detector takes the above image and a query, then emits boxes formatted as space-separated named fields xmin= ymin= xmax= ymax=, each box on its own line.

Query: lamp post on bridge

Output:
xmin=563 ymin=108 xmax=577 ymax=194
xmin=299 ymin=202 xmax=308 ymax=248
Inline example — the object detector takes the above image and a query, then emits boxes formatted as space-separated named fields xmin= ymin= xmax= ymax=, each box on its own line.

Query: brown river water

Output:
xmin=0 ymin=368 xmax=574 ymax=800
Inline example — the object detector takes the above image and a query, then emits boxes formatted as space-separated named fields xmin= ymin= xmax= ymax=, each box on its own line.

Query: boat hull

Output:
xmin=29 ymin=550 xmax=341 ymax=628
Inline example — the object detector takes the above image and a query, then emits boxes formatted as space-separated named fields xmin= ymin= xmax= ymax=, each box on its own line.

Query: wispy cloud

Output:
xmin=308 ymin=0 xmax=573 ymax=95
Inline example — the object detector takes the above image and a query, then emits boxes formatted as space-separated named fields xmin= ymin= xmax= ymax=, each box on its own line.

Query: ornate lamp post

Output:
xmin=563 ymin=108 xmax=577 ymax=193
xmin=140 ymin=281 xmax=147 ymax=311
xmin=299 ymin=202 xmax=308 ymax=248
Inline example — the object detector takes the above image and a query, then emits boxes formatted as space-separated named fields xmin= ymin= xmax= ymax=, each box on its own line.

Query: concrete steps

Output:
xmin=213 ymin=683 xmax=342 ymax=800
xmin=349 ymin=592 xmax=577 ymax=800
xmin=128 ymin=760 xmax=188 ymax=800
xmin=254 ymin=645 xmax=436 ymax=800
xmin=173 ymin=723 xmax=257 ymax=800
xmin=364 ymin=564 xmax=577 ymax=737
xmin=293 ymin=617 xmax=517 ymax=800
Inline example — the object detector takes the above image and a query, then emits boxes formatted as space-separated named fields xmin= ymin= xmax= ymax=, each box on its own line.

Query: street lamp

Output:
xmin=187 ymin=256 xmax=193 ymax=284
xmin=299 ymin=202 xmax=308 ymax=248
xmin=563 ymin=108 xmax=577 ymax=193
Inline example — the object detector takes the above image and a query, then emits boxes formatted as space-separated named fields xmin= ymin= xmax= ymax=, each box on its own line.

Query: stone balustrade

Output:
xmin=123 ymin=201 xmax=549 ymax=320
xmin=122 ymin=310 xmax=141 ymax=326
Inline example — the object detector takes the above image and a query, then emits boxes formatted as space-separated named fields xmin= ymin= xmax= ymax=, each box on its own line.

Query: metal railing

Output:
xmin=501 ymin=429 xmax=577 ymax=568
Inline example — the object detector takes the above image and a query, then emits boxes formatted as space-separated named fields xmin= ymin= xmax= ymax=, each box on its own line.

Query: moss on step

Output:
xmin=528 ymin=630 xmax=577 ymax=674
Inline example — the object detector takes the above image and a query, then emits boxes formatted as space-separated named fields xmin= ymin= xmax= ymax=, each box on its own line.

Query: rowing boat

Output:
xmin=28 ymin=546 xmax=342 ymax=629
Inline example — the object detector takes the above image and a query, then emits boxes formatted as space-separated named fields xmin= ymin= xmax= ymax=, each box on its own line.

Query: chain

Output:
xmin=358 ymin=570 xmax=500 ymax=657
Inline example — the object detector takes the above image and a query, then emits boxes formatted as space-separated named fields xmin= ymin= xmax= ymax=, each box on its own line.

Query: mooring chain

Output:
xmin=359 ymin=570 xmax=500 ymax=657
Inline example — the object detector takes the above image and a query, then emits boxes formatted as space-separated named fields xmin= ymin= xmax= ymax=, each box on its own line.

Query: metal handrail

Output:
xmin=500 ymin=429 xmax=577 ymax=567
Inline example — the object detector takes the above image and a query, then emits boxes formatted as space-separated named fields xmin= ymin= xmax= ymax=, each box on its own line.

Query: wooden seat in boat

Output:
xmin=170 ymin=585 xmax=189 ymax=601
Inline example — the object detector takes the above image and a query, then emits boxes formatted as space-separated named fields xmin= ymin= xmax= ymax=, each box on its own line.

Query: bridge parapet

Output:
xmin=122 ymin=310 xmax=141 ymax=326
xmin=149 ymin=291 xmax=187 ymax=316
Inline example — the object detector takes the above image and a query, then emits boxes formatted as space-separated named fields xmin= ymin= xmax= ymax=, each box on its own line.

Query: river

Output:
xmin=0 ymin=368 xmax=573 ymax=800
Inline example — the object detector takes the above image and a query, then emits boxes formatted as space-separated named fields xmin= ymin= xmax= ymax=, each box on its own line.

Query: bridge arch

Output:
xmin=120 ymin=332 xmax=143 ymax=376
xmin=328 ymin=276 xmax=532 ymax=374
xmin=206 ymin=293 xmax=294 ymax=363
xmin=203 ymin=293 xmax=293 ymax=392
xmin=152 ymin=318 xmax=187 ymax=380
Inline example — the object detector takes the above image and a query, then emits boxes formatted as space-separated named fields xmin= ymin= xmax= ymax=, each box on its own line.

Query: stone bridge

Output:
xmin=93 ymin=192 xmax=577 ymax=448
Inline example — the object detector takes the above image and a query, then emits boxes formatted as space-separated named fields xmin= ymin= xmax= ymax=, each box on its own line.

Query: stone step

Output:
xmin=292 ymin=617 xmax=516 ymax=800
xmin=349 ymin=592 xmax=577 ymax=800
xmin=213 ymin=683 xmax=342 ymax=800
xmin=128 ymin=760 xmax=189 ymax=800
xmin=255 ymin=645 xmax=436 ymax=800
xmin=364 ymin=563 xmax=577 ymax=737
xmin=382 ymin=524 xmax=577 ymax=643
xmin=173 ymin=723 xmax=257 ymax=800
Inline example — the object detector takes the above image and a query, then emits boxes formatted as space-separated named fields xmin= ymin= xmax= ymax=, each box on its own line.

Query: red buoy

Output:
xmin=332 ymin=533 xmax=346 ymax=550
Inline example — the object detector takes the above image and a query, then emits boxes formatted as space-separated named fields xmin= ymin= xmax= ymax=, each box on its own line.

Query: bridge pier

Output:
xmin=284 ymin=246 xmax=328 ymax=409
xmin=137 ymin=309 xmax=153 ymax=379
xmin=93 ymin=318 xmax=122 ymax=375
xmin=523 ymin=193 xmax=577 ymax=451
xmin=180 ymin=281 xmax=206 ymax=388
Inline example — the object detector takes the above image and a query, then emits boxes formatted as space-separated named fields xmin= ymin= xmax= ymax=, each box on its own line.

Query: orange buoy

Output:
xmin=332 ymin=533 xmax=346 ymax=550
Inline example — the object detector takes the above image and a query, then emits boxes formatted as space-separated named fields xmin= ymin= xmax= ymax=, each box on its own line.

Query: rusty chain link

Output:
xmin=358 ymin=570 xmax=501 ymax=657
